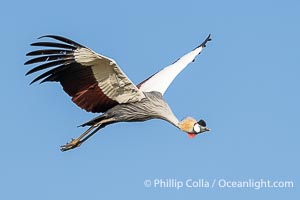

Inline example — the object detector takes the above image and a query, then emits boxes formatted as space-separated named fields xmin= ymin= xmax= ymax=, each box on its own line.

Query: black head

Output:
xmin=198 ymin=119 xmax=207 ymax=127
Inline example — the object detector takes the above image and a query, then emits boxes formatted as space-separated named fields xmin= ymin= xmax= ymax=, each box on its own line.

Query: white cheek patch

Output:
xmin=193 ymin=124 xmax=201 ymax=133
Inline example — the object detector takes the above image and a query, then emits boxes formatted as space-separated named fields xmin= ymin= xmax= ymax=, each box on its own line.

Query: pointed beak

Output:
xmin=204 ymin=127 xmax=211 ymax=132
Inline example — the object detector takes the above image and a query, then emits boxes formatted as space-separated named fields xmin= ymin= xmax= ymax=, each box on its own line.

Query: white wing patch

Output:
xmin=74 ymin=48 xmax=103 ymax=66
xmin=139 ymin=46 xmax=203 ymax=95
xmin=74 ymin=47 xmax=145 ymax=103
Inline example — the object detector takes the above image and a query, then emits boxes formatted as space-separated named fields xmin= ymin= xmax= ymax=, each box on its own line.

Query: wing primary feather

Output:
xmin=38 ymin=35 xmax=85 ymax=48
xmin=195 ymin=34 xmax=212 ymax=49
xmin=31 ymin=42 xmax=76 ymax=49
xmin=25 ymin=59 xmax=74 ymax=75
xmin=29 ymin=64 xmax=70 ymax=85
xmin=39 ymin=62 xmax=77 ymax=83
xmin=40 ymin=75 xmax=57 ymax=83
xmin=24 ymin=54 xmax=73 ymax=65
xmin=26 ymin=49 xmax=73 ymax=56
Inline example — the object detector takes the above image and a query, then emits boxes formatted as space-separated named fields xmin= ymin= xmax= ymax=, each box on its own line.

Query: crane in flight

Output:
xmin=25 ymin=34 xmax=211 ymax=151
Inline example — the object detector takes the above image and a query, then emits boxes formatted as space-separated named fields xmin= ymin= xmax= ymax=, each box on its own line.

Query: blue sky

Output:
xmin=0 ymin=0 xmax=299 ymax=199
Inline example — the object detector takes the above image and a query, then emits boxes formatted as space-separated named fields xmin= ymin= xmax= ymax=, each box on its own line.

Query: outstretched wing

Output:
xmin=25 ymin=35 xmax=145 ymax=113
xmin=137 ymin=34 xmax=211 ymax=95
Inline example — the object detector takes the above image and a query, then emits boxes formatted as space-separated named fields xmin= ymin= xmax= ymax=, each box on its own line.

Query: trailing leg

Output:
xmin=60 ymin=123 xmax=106 ymax=152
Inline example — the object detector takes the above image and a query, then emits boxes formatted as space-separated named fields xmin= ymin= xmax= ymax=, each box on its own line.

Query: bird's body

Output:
xmin=25 ymin=34 xmax=211 ymax=151
xmin=81 ymin=91 xmax=179 ymax=127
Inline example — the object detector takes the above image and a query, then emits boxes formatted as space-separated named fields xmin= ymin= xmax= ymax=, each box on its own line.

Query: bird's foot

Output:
xmin=60 ymin=138 xmax=82 ymax=152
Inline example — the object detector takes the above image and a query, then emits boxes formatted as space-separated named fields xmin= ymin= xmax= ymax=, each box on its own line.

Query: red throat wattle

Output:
xmin=188 ymin=133 xmax=196 ymax=138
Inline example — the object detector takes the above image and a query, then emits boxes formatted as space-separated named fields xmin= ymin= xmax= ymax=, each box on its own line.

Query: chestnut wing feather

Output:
xmin=25 ymin=35 xmax=145 ymax=113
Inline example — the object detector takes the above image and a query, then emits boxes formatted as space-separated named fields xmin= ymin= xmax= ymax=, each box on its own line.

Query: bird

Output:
xmin=25 ymin=34 xmax=211 ymax=151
